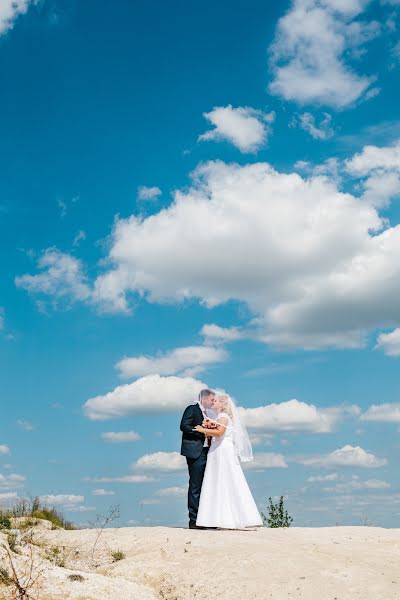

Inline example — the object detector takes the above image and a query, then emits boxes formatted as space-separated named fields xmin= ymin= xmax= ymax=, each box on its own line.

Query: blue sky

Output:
xmin=1 ymin=0 xmax=400 ymax=527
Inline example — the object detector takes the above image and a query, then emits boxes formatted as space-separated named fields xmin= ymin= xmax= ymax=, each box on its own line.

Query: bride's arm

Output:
xmin=193 ymin=417 xmax=228 ymax=438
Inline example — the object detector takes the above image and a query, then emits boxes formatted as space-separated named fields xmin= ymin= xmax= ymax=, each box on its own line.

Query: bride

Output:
xmin=194 ymin=393 xmax=262 ymax=529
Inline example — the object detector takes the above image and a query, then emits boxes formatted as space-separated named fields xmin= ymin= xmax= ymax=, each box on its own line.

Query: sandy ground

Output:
xmin=1 ymin=524 xmax=400 ymax=599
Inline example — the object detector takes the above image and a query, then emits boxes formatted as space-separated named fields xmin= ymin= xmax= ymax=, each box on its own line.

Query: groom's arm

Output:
xmin=180 ymin=406 xmax=204 ymax=440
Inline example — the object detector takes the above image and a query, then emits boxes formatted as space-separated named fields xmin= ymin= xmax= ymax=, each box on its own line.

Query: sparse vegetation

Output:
xmin=0 ymin=566 xmax=12 ymax=586
xmin=43 ymin=545 xmax=67 ymax=568
xmin=0 ymin=496 xmax=75 ymax=531
xmin=110 ymin=549 xmax=126 ymax=562
xmin=6 ymin=531 xmax=20 ymax=553
xmin=0 ymin=512 xmax=12 ymax=530
xmin=67 ymin=573 xmax=85 ymax=582
xmin=262 ymin=496 xmax=293 ymax=528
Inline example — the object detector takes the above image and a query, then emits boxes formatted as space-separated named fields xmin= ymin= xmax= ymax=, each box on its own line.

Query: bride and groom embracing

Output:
xmin=180 ymin=388 xmax=263 ymax=530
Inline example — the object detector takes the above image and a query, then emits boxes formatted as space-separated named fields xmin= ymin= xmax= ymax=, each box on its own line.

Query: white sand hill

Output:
xmin=1 ymin=524 xmax=400 ymax=599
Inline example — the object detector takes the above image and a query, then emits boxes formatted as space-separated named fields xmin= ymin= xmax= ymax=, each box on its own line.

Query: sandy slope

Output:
xmin=1 ymin=525 xmax=400 ymax=599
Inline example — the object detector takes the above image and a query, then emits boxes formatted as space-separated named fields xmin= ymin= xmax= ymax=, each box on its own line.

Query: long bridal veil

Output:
xmin=225 ymin=395 xmax=253 ymax=463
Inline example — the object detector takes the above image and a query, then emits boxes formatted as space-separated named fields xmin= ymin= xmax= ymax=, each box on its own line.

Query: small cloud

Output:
xmin=132 ymin=451 xmax=186 ymax=472
xmin=84 ymin=475 xmax=154 ymax=484
xmin=92 ymin=489 xmax=115 ymax=496
xmin=200 ymin=323 xmax=245 ymax=343
xmin=101 ymin=431 xmax=141 ymax=443
xmin=116 ymin=345 xmax=227 ymax=379
xmin=199 ymin=105 xmax=275 ymax=153
xmin=244 ymin=453 xmax=288 ymax=470
xmin=57 ymin=199 xmax=67 ymax=218
xmin=16 ymin=420 xmax=34 ymax=431
xmin=0 ymin=445 xmax=10 ymax=455
xmin=375 ymin=328 xmax=400 ymax=357
xmin=307 ymin=473 xmax=339 ymax=483
xmin=68 ymin=505 xmax=96 ymax=513
xmin=137 ymin=186 xmax=162 ymax=201
xmin=73 ymin=230 xmax=86 ymax=248
xmin=361 ymin=402 xmax=400 ymax=423
xmin=140 ymin=498 xmax=161 ymax=506
xmin=296 ymin=445 xmax=387 ymax=468
xmin=155 ymin=486 xmax=186 ymax=497
xmin=40 ymin=494 xmax=84 ymax=506
xmin=295 ymin=113 xmax=334 ymax=140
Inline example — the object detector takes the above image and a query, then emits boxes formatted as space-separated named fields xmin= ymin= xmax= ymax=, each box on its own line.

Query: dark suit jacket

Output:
xmin=180 ymin=403 xmax=206 ymax=459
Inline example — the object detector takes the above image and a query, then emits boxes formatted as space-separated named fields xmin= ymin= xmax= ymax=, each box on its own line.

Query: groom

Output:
xmin=180 ymin=388 xmax=215 ymax=529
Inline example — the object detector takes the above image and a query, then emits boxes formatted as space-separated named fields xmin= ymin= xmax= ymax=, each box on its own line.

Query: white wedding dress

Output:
xmin=196 ymin=412 xmax=263 ymax=529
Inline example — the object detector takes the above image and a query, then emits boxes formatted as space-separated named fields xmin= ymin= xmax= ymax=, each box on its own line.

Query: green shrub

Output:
xmin=111 ymin=549 xmax=126 ymax=562
xmin=262 ymin=496 xmax=293 ymax=528
xmin=0 ymin=512 xmax=12 ymax=530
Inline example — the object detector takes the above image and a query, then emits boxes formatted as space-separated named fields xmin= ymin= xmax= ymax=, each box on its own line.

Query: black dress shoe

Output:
xmin=189 ymin=523 xmax=207 ymax=529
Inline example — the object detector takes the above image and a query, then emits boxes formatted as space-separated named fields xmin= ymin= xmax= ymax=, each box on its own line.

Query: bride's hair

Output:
xmin=216 ymin=394 xmax=233 ymax=418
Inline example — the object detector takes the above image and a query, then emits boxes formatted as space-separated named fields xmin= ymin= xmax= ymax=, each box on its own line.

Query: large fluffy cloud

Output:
xmin=199 ymin=105 xmax=275 ymax=153
xmin=83 ymin=374 xmax=205 ymax=420
xmin=239 ymin=399 xmax=358 ymax=433
xmin=17 ymin=147 xmax=400 ymax=350
xmin=268 ymin=0 xmax=379 ymax=107
xmin=116 ymin=345 xmax=228 ymax=378
xmin=89 ymin=159 xmax=399 ymax=349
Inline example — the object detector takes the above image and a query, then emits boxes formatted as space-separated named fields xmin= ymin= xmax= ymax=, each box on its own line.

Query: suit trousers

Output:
xmin=186 ymin=447 xmax=208 ymax=526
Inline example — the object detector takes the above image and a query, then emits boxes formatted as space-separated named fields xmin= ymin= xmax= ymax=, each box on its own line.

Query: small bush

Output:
xmin=0 ymin=512 xmax=11 ymax=530
xmin=67 ymin=574 xmax=85 ymax=582
xmin=0 ymin=566 xmax=12 ymax=586
xmin=44 ymin=545 xmax=67 ymax=568
xmin=111 ymin=549 xmax=126 ymax=562
xmin=6 ymin=532 xmax=19 ymax=553
xmin=262 ymin=496 xmax=293 ymax=528
xmin=31 ymin=507 xmax=74 ymax=530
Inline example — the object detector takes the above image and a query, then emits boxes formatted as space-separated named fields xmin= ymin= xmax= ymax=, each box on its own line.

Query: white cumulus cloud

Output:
xmin=155 ymin=486 xmax=187 ymax=497
xmin=200 ymin=324 xmax=245 ymax=343
xmin=0 ymin=473 xmax=25 ymax=489
xmin=0 ymin=0 xmax=34 ymax=35
xmin=137 ymin=186 xmax=162 ymax=201
xmin=375 ymin=328 xmax=400 ymax=357
xmin=132 ymin=451 xmax=186 ymax=472
xmin=15 ymin=249 xmax=91 ymax=309
xmin=268 ymin=0 xmax=379 ymax=108
xmin=297 ymin=445 xmax=387 ymax=468
xmin=17 ymin=149 xmax=400 ymax=351
xmin=40 ymin=494 xmax=84 ymax=506
xmin=199 ymin=105 xmax=275 ymax=153
xmin=116 ymin=345 xmax=228 ymax=378
xmin=92 ymin=489 xmax=115 ymax=496
xmin=83 ymin=374 xmax=205 ymax=420
xmin=244 ymin=452 xmax=288 ymax=470
xmin=345 ymin=140 xmax=400 ymax=207
xmin=360 ymin=402 xmax=400 ymax=422
xmin=0 ymin=445 xmax=10 ymax=455
xmin=238 ymin=399 xmax=357 ymax=433
xmin=85 ymin=474 xmax=154 ymax=484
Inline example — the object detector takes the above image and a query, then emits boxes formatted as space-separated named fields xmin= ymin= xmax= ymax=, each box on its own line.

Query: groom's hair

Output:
xmin=199 ymin=389 xmax=214 ymax=401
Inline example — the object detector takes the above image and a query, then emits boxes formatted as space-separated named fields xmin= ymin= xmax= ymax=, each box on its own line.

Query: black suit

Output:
xmin=180 ymin=403 xmax=208 ymax=527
